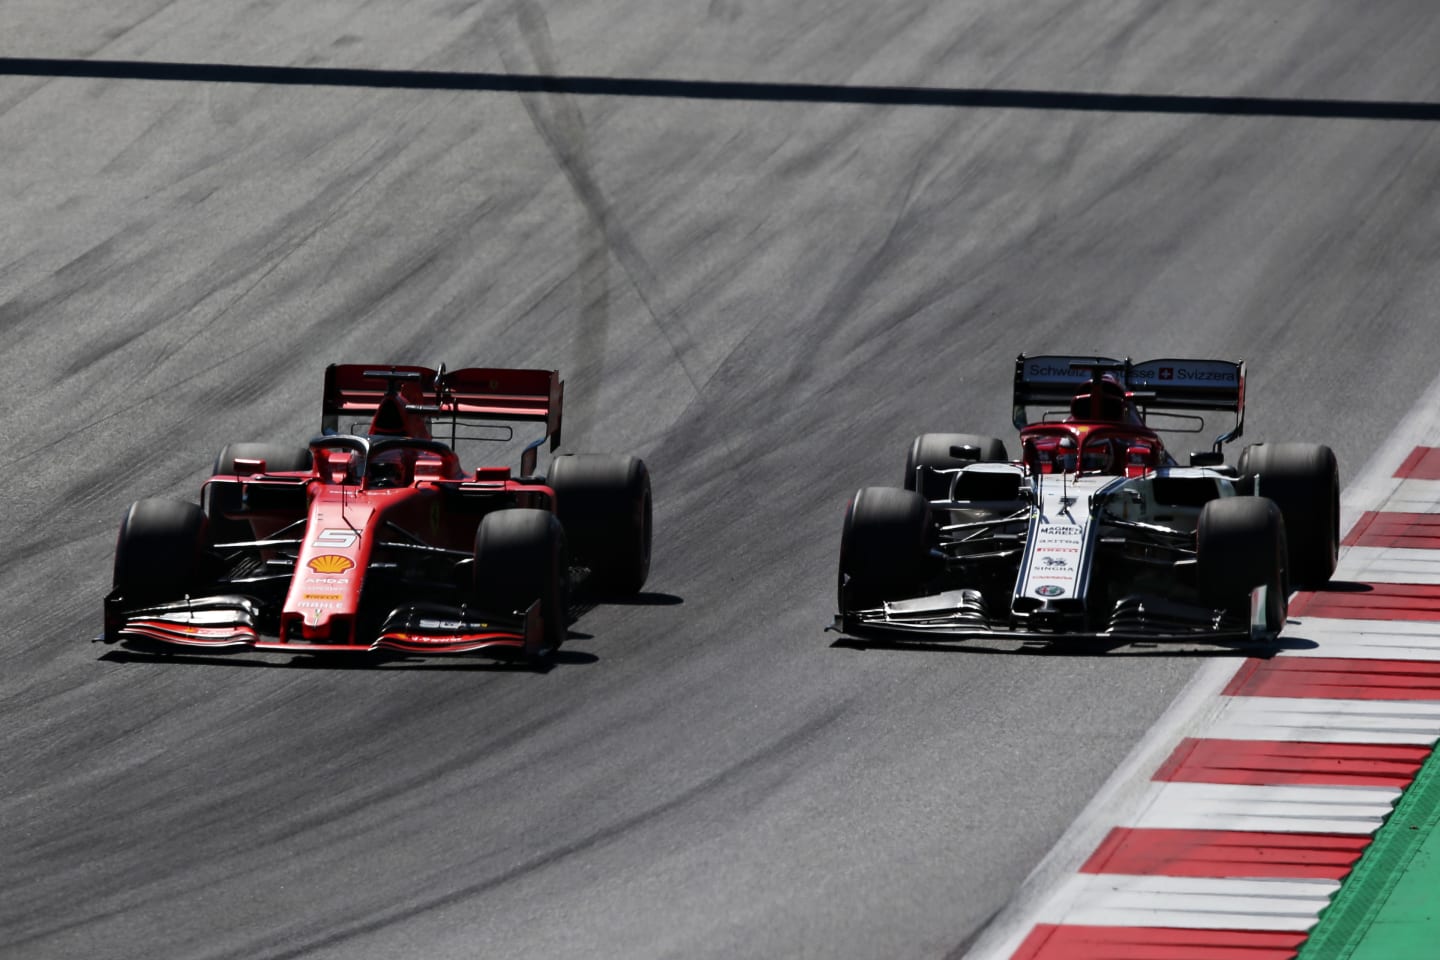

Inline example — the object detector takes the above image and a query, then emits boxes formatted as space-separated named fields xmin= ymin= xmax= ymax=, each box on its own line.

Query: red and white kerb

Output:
xmin=1000 ymin=448 xmax=1440 ymax=960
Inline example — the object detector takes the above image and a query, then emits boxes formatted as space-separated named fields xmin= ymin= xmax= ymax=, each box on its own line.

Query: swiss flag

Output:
xmin=1159 ymin=367 xmax=1174 ymax=380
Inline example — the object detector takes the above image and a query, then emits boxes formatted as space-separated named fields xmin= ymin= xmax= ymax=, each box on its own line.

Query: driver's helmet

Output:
xmin=1070 ymin=375 xmax=1127 ymax=421
xmin=1080 ymin=438 xmax=1119 ymax=473
xmin=367 ymin=450 xmax=410 ymax=488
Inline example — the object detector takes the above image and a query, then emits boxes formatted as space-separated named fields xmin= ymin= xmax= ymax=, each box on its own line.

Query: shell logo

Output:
xmin=308 ymin=554 xmax=355 ymax=574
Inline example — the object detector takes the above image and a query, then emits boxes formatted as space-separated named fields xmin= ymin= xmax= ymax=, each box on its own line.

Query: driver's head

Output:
xmin=367 ymin=450 xmax=410 ymax=488
xmin=369 ymin=462 xmax=401 ymax=487
xmin=1081 ymin=439 xmax=1118 ymax=473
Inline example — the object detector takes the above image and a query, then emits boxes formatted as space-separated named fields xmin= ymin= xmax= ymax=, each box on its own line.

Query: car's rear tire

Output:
xmin=204 ymin=443 xmax=314 ymax=545
xmin=1197 ymin=496 xmax=1288 ymax=632
xmin=113 ymin=499 xmax=210 ymax=602
xmin=547 ymin=454 xmax=652 ymax=595
xmin=838 ymin=486 xmax=932 ymax=611
xmin=473 ymin=508 xmax=568 ymax=663
xmin=904 ymin=433 xmax=1009 ymax=500
xmin=1238 ymin=442 xmax=1339 ymax=587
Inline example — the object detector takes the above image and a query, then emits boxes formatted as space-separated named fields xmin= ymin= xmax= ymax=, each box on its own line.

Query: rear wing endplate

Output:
xmin=322 ymin=364 xmax=564 ymax=450
xmin=1013 ymin=354 xmax=1245 ymax=447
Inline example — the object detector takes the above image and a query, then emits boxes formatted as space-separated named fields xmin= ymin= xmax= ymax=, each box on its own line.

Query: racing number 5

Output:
xmin=314 ymin=528 xmax=359 ymax=548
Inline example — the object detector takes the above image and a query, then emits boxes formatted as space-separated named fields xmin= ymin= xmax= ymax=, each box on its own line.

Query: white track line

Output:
xmin=1037 ymin=873 xmax=1340 ymax=931
xmin=1339 ymin=546 xmax=1440 ymax=584
xmin=1129 ymin=781 xmax=1401 ymax=835
xmin=1373 ymin=477 xmax=1440 ymax=513
xmin=1280 ymin=616 xmax=1440 ymax=660
xmin=1210 ymin=695 xmax=1440 ymax=745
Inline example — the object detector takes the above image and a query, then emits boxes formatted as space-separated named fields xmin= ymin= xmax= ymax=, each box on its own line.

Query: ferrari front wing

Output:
xmin=101 ymin=592 xmax=550 ymax=659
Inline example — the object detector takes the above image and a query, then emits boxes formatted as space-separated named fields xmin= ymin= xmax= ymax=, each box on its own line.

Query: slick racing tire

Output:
xmin=838 ymin=486 xmax=933 ymax=611
xmin=473 ymin=509 xmax=569 ymax=663
xmin=113 ymin=499 xmax=210 ymax=603
xmin=1197 ymin=496 xmax=1288 ymax=633
xmin=904 ymin=433 xmax=1009 ymax=500
xmin=204 ymin=443 xmax=314 ymax=546
xmin=547 ymin=454 xmax=652 ymax=595
xmin=1238 ymin=442 xmax=1339 ymax=587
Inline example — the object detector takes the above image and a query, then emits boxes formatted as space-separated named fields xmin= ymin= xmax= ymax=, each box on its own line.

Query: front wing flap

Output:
xmin=372 ymin=601 xmax=545 ymax=656
xmin=101 ymin=593 xmax=546 ymax=658
xmin=833 ymin=586 xmax=1273 ymax=644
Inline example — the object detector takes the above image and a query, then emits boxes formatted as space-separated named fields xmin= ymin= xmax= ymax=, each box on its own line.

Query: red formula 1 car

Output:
xmin=102 ymin=364 xmax=652 ymax=665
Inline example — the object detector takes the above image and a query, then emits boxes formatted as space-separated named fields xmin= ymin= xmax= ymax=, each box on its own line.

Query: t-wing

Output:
xmin=1012 ymin=354 xmax=1245 ymax=451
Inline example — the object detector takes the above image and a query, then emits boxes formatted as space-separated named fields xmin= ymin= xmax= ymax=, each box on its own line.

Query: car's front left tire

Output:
xmin=1197 ymin=495 xmax=1288 ymax=633
xmin=838 ymin=486 xmax=933 ymax=612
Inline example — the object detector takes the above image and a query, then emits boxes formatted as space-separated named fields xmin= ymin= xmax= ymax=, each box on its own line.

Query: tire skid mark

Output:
xmin=507 ymin=0 xmax=611 ymax=438
xmin=96 ymin=96 xmax=195 ymax=177
xmin=211 ymin=703 xmax=851 ymax=960
xmin=654 ymin=103 xmax=971 ymax=439
xmin=486 ymin=0 xmax=703 ymax=412
xmin=14 ymin=336 xmax=273 ymax=465
xmin=1 ymin=695 xmax=582 ymax=948
xmin=0 ymin=0 xmax=183 ymax=119
xmin=13 ymin=115 xmax=410 ymax=388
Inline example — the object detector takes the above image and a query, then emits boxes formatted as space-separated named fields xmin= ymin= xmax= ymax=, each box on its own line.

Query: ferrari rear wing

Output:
xmin=322 ymin=363 xmax=564 ymax=450
xmin=1013 ymin=354 xmax=1245 ymax=447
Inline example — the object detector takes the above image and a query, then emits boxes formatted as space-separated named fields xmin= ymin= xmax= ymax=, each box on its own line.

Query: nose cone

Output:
xmin=277 ymin=603 xmax=357 ymax=643
xmin=284 ymin=497 xmax=377 ymax=643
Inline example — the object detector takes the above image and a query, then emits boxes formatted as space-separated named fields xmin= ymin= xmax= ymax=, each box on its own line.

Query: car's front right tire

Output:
xmin=113 ymin=499 xmax=210 ymax=603
xmin=904 ymin=433 xmax=1009 ymax=500
xmin=838 ymin=486 xmax=932 ymax=612
xmin=203 ymin=442 xmax=313 ymax=545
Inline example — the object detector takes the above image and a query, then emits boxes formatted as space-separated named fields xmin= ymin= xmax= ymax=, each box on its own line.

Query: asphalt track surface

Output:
xmin=3 ymin=3 xmax=1439 ymax=958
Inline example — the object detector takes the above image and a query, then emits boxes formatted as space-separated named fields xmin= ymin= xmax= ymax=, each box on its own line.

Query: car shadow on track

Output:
xmin=94 ymin=593 xmax=680 ymax=672
xmin=829 ymin=627 xmax=1320 ymax=660
xmin=567 ymin=589 xmax=682 ymax=619
xmin=97 ymin=646 xmax=600 ymax=671
xmin=595 ymin=591 xmax=684 ymax=606
xmin=827 ymin=581 xmax=1381 ymax=659
xmin=1304 ymin=580 xmax=1373 ymax=592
